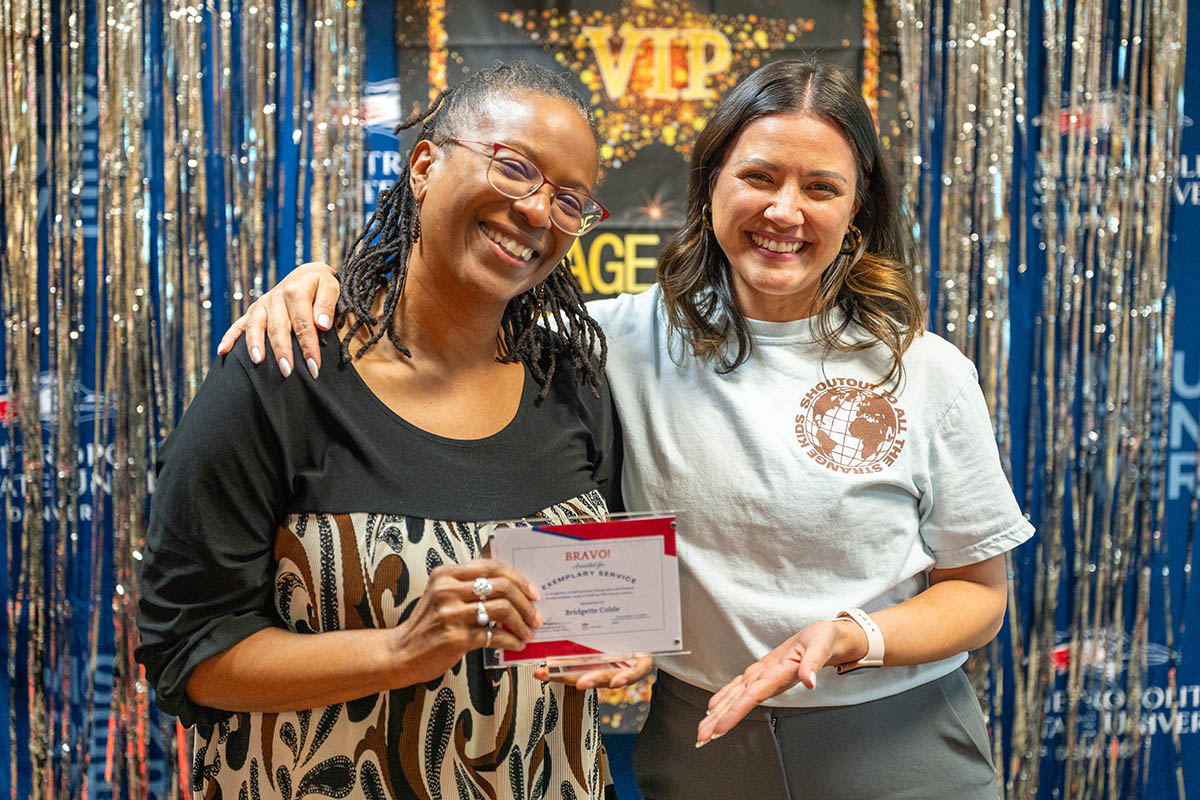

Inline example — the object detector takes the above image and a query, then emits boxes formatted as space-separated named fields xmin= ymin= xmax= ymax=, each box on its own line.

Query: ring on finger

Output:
xmin=476 ymin=600 xmax=490 ymax=628
xmin=473 ymin=576 xmax=494 ymax=599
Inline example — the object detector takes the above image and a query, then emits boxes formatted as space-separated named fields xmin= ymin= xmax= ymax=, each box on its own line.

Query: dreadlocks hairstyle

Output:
xmin=335 ymin=61 xmax=607 ymax=399
xmin=657 ymin=58 xmax=924 ymax=389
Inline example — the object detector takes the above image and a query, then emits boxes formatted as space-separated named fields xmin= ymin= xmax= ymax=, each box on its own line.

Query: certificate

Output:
xmin=486 ymin=514 xmax=683 ymax=669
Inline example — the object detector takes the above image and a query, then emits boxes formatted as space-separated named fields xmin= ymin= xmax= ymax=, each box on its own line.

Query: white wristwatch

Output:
xmin=834 ymin=608 xmax=885 ymax=673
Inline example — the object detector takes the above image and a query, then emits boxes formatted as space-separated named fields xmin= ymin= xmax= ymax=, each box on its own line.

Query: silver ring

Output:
xmin=485 ymin=628 xmax=493 ymax=647
xmin=473 ymin=576 xmax=494 ymax=599
xmin=476 ymin=600 xmax=490 ymax=627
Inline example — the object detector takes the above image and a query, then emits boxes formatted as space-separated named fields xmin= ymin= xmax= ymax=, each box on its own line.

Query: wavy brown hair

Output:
xmin=657 ymin=58 xmax=923 ymax=387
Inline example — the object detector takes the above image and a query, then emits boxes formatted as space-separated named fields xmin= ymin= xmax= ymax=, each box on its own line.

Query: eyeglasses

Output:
xmin=443 ymin=139 xmax=610 ymax=235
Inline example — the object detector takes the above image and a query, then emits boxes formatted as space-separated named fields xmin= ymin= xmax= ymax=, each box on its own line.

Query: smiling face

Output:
xmin=709 ymin=112 xmax=861 ymax=322
xmin=408 ymin=91 xmax=598 ymax=310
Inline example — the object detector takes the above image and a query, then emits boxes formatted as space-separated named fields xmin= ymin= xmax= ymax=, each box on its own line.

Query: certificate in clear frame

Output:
xmin=482 ymin=512 xmax=684 ymax=672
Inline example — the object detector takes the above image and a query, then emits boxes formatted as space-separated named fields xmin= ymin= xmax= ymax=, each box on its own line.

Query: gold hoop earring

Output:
xmin=840 ymin=224 xmax=863 ymax=255
xmin=701 ymin=203 xmax=714 ymax=231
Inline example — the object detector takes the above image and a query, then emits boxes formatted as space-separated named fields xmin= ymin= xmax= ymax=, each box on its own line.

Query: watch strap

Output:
xmin=834 ymin=608 xmax=885 ymax=673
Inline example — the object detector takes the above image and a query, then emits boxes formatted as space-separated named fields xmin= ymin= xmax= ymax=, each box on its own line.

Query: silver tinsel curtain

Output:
xmin=895 ymin=0 xmax=1189 ymax=796
xmin=0 ymin=0 xmax=1192 ymax=797
xmin=0 ymin=1 xmax=362 ymax=797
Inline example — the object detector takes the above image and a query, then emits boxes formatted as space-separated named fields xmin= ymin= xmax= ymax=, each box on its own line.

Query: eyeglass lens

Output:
xmin=487 ymin=147 xmax=603 ymax=235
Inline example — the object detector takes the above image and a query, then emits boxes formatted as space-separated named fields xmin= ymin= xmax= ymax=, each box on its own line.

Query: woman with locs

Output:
xmin=218 ymin=59 xmax=1033 ymax=799
xmin=136 ymin=62 xmax=651 ymax=799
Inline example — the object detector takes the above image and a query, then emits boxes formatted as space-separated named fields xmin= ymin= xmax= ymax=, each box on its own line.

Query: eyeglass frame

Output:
xmin=440 ymin=138 xmax=610 ymax=235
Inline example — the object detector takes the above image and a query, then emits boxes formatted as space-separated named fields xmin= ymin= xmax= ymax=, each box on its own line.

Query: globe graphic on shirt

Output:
xmin=802 ymin=385 xmax=900 ymax=469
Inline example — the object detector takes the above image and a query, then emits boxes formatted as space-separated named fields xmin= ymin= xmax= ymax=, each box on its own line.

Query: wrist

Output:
xmin=832 ymin=618 xmax=870 ymax=664
xmin=381 ymin=626 xmax=422 ymax=688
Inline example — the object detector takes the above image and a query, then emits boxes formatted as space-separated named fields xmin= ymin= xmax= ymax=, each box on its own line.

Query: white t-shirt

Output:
xmin=587 ymin=286 xmax=1034 ymax=707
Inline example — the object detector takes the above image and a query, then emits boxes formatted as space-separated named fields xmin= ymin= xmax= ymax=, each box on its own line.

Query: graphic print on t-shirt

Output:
xmin=794 ymin=378 xmax=907 ymax=474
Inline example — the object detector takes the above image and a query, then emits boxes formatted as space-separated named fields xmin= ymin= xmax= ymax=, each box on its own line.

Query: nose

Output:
xmin=511 ymin=182 xmax=555 ymax=229
xmin=762 ymin=185 xmax=805 ymax=227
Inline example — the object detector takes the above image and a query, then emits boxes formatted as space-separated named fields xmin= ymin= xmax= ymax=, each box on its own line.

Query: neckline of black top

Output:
xmin=330 ymin=333 xmax=536 ymax=448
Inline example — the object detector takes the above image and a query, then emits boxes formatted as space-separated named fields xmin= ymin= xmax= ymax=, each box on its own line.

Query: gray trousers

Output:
xmin=633 ymin=669 xmax=998 ymax=800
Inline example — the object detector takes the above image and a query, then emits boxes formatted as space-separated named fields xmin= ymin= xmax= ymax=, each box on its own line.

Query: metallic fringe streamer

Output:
xmin=1 ymin=4 xmax=49 ymax=798
xmin=303 ymin=1 xmax=364 ymax=267
xmin=862 ymin=0 xmax=881 ymax=123
xmin=427 ymin=0 xmax=448 ymax=104
xmin=95 ymin=0 xmax=153 ymax=793
xmin=158 ymin=3 xmax=213 ymax=413
xmin=0 ymin=1 xmax=364 ymax=797
xmin=893 ymin=0 xmax=936 ymax=306
xmin=292 ymin=1 xmax=363 ymax=268
xmin=890 ymin=0 xmax=1188 ymax=797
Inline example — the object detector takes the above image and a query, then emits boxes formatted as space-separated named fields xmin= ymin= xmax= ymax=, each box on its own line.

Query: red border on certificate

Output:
xmin=487 ymin=514 xmax=682 ymax=668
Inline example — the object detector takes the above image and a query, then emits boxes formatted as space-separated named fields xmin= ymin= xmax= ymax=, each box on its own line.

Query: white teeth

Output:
xmin=482 ymin=224 xmax=536 ymax=262
xmin=750 ymin=232 xmax=804 ymax=253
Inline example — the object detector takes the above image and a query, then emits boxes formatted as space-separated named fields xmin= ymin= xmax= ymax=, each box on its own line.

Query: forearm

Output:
xmin=832 ymin=554 xmax=1009 ymax=667
xmin=187 ymin=627 xmax=412 ymax=713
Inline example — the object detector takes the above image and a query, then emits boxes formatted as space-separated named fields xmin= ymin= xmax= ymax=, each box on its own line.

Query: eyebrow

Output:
xmin=732 ymin=157 xmax=850 ymax=184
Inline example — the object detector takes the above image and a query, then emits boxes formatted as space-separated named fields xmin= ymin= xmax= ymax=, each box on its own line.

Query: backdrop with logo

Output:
xmin=0 ymin=0 xmax=1195 ymax=798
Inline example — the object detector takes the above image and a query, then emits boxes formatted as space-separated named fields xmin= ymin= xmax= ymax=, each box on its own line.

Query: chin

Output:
xmin=742 ymin=268 xmax=819 ymax=296
xmin=730 ymin=270 xmax=822 ymax=314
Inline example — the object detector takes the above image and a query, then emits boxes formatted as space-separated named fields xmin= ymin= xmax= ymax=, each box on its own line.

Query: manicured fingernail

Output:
xmin=279 ymin=357 xmax=292 ymax=377
xmin=306 ymin=358 xmax=319 ymax=378
xmin=317 ymin=313 xmax=332 ymax=329
xmin=810 ymin=671 xmax=818 ymax=688
xmin=711 ymin=732 xmax=723 ymax=741
xmin=535 ymin=612 xmax=545 ymax=627
xmin=695 ymin=739 xmax=709 ymax=749
xmin=250 ymin=347 xmax=263 ymax=364
xmin=530 ymin=586 xmax=541 ymax=601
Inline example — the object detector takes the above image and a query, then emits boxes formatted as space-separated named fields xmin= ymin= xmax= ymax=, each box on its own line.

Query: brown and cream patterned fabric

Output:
xmin=192 ymin=491 xmax=613 ymax=800
xmin=137 ymin=336 xmax=623 ymax=799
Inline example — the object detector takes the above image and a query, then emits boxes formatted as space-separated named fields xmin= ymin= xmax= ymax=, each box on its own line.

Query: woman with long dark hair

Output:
xmin=218 ymin=59 xmax=1032 ymax=799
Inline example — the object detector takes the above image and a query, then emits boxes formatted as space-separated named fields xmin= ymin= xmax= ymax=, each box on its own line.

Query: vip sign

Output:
xmin=582 ymin=25 xmax=731 ymax=101
xmin=496 ymin=7 xmax=816 ymax=165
